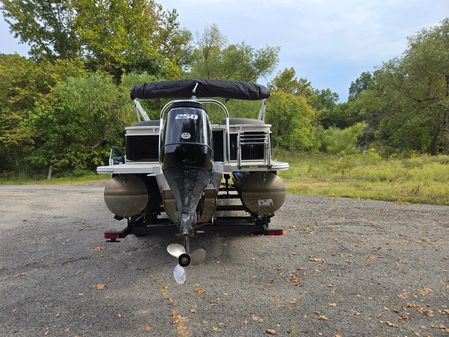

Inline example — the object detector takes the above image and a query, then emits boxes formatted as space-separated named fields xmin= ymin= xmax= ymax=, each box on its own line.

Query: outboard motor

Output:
xmin=161 ymin=101 xmax=213 ymax=248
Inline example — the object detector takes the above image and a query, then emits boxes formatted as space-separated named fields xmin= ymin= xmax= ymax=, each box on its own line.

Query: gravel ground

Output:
xmin=0 ymin=184 xmax=448 ymax=337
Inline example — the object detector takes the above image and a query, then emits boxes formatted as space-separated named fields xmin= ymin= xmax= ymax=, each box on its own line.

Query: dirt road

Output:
xmin=0 ymin=184 xmax=448 ymax=336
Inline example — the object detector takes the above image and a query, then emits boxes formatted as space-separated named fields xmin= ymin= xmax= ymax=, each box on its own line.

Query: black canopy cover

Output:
xmin=130 ymin=79 xmax=269 ymax=100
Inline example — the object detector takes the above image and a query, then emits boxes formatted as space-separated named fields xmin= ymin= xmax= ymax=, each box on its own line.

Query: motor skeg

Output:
xmin=161 ymin=101 xmax=213 ymax=235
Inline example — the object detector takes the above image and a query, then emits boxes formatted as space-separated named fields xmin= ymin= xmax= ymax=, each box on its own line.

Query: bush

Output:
xmin=319 ymin=122 xmax=366 ymax=155
xmin=266 ymin=91 xmax=317 ymax=151
xmin=26 ymin=72 xmax=133 ymax=173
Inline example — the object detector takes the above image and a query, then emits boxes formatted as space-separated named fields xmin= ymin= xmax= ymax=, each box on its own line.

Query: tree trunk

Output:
xmin=445 ymin=75 xmax=449 ymax=154
xmin=445 ymin=110 xmax=449 ymax=154
xmin=429 ymin=113 xmax=441 ymax=156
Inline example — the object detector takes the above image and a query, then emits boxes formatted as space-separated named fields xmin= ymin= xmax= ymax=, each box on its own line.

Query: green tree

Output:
xmin=27 ymin=73 xmax=132 ymax=172
xmin=74 ymin=0 xmax=190 ymax=79
xmin=189 ymin=24 xmax=279 ymax=81
xmin=0 ymin=54 xmax=38 ymax=172
xmin=348 ymin=84 xmax=387 ymax=147
xmin=348 ymin=71 xmax=373 ymax=101
xmin=1 ymin=0 xmax=80 ymax=60
xmin=270 ymin=67 xmax=347 ymax=139
xmin=318 ymin=102 xmax=360 ymax=129
xmin=0 ymin=54 xmax=85 ymax=172
xmin=313 ymin=88 xmax=345 ymax=129
xmin=269 ymin=67 xmax=315 ymax=98
xmin=1 ymin=0 xmax=190 ymax=79
xmin=400 ymin=19 xmax=449 ymax=154
xmin=266 ymin=91 xmax=317 ymax=150
xmin=355 ymin=19 xmax=449 ymax=154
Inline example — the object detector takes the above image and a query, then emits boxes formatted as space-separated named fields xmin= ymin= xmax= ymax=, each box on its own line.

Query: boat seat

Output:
xmin=220 ymin=117 xmax=266 ymax=125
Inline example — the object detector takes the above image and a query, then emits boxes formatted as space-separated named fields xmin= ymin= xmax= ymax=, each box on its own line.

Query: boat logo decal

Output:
xmin=175 ymin=114 xmax=198 ymax=120
xmin=181 ymin=132 xmax=191 ymax=140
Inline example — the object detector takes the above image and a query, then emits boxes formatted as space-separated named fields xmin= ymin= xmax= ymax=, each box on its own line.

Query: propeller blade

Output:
xmin=167 ymin=243 xmax=186 ymax=258
xmin=191 ymin=248 xmax=206 ymax=265
xmin=173 ymin=264 xmax=186 ymax=284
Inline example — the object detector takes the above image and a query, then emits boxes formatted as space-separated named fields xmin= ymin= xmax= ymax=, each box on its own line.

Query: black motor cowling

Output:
xmin=161 ymin=102 xmax=213 ymax=235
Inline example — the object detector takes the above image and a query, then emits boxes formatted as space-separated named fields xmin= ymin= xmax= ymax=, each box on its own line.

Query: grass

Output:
xmin=0 ymin=172 xmax=110 ymax=185
xmin=2 ymin=151 xmax=449 ymax=206
xmin=274 ymin=149 xmax=449 ymax=206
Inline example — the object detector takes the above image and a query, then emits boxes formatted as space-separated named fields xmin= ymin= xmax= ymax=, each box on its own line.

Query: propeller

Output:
xmin=173 ymin=264 xmax=186 ymax=284
xmin=191 ymin=248 xmax=206 ymax=265
xmin=167 ymin=243 xmax=206 ymax=284
xmin=167 ymin=243 xmax=186 ymax=258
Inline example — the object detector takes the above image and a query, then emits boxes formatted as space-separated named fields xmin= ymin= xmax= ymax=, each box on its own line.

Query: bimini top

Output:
xmin=130 ymin=79 xmax=269 ymax=100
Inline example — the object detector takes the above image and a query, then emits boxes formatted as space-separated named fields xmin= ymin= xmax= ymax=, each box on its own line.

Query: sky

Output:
xmin=1 ymin=0 xmax=448 ymax=101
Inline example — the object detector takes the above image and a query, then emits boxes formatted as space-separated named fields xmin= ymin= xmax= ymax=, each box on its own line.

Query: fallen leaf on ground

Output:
xmin=95 ymin=283 xmax=106 ymax=290
xmin=266 ymin=328 xmax=276 ymax=335
xmin=386 ymin=321 xmax=399 ymax=328
xmin=93 ymin=245 xmax=105 ymax=252
xmin=289 ymin=298 xmax=298 ymax=304
xmin=172 ymin=313 xmax=187 ymax=325
xmin=158 ymin=285 xmax=170 ymax=295
xmin=418 ymin=288 xmax=432 ymax=296
xmin=420 ymin=309 xmax=433 ymax=317
xmin=189 ymin=308 xmax=196 ymax=313
xmin=195 ymin=289 xmax=206 ymax=295
xmin=366 ymin=255 xmax=377 ymax=261
xmin=431 ymin=324 xmax=449 ymax=333
xmin=309 ymin=256 xmax=325 ymax=264
xmin=289 ymin=272 xmax=302 ymax=287
xmin=317 ymin=315 xmax=328 ymax=321
xmin=398 ymin=291 xmax=410 ymax=299
xmin=251 ymin=314 xmax=264 ymax=323
xmin=145 ymin=324 xmax=152 ymax=332
xmin=212 ymin=326 xmax=222 ymax=332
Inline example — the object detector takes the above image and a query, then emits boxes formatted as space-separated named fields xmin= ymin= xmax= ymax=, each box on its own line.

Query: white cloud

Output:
xmin=160 ymin=0 xmax=448 ymax=98
xmin=163 ymin=0 xmax=446 ymax=62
